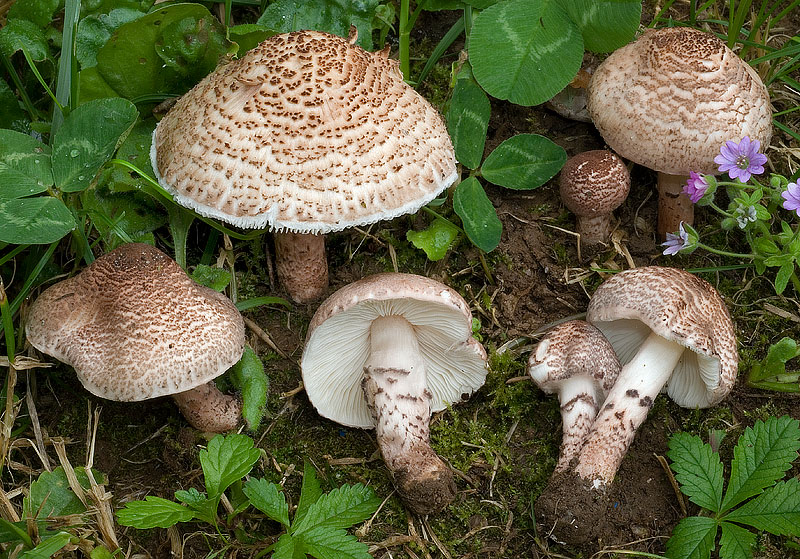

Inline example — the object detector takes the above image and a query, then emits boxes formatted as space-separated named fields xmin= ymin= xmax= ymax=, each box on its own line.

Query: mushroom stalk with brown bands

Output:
xmin=274 ymin=232 xmax=328 ymax=303
xmin=172 ymin=381 xmax=243 ymax=433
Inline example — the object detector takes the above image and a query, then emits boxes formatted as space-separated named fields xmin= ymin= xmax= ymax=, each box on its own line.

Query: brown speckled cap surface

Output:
xmin=301 ymin=273 xmax=488 ymax=428
xmin=587 ymin=27 xmax=771 ymax=176
xmin=152 ymin=30 xmax=457 ymax=233
xmin=25 ymin=243 xmax=246 ymax=401
xmin=586 ymin=266 xmax=738 ymax=408
xmin=560 ymin=150 xmax=630 ymax=217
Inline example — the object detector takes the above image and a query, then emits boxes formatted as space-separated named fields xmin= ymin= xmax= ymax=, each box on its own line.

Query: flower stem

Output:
xmin=696 ymin=243 xmax=754 ymax=259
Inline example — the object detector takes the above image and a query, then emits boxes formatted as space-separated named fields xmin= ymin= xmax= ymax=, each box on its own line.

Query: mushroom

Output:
xmin=528 ymin=320 xmax=621 ymax=472
xmin=25 ymin=243 xmax=246 ymax=433
xmin=300 ymin=273 xmax=488 ymax=514
xmin=535 ymin=266 xmax=738 ymax=545
xmin=151 ymin=29 xmax=457 ymax=303
xmin=587 ymin=27 xmax=772 ymax=239
xmin=559 ymin=150 xmax=630 ymax=245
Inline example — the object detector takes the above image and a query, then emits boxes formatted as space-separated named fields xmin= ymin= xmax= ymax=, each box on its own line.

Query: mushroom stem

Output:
xmin=575 ymin=215 xmax=613 ymax=246
xmin=574 ymin=331 xmax=685 ymax=485
xmin=657 ymin=172 xmax=694 ymax=241
xmin=171 ymin=381 xmax=242 ymax=433
xmin=274 ymin=232 xmax=328 ymax=303
xmin=362 ymin=315 xmax=456 ymax=514
xmin=555 ymin=377 xmax=602 ymax=472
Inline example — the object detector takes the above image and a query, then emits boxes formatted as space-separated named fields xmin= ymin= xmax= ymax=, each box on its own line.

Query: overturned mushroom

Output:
xmin=301 ymin=273 xmax=487 ymax=514
xmin=25 ymin=243 xmax=246 ymax=433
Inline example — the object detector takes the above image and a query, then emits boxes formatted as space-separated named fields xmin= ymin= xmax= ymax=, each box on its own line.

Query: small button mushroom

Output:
xmin=25 ymin=244 xmax=246 ymax=433
xmin=559 ymin=150 xmax=630 ymax=246
xmin=528 ymin=320 xmax=621 ymax=472
xmin=587 ymin=27 xmax=772 ymax=239
xmin=301 ymin=273 xmax=488 ymax=515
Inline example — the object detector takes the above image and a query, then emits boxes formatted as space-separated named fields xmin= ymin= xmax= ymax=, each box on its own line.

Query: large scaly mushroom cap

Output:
xmin=25 ymin=243 xmax=246 ymax=402
xmin=588 ymin=27 xmax=771 ymax=177
xmin=151 ymin=29 xmax=457 ymax=233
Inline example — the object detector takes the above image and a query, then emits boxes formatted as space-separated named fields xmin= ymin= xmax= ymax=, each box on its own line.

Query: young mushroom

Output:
xmin=535 ymin=266 xmax=738 ymax=545
xmin=300 ymin=273 xmax=488 ymax=514
xmin=25 ymin=243 xmax=246 ymax=433
xmin=587 ymin=27 xmax=772 ymax=239
xmin=152 ymin=29 xmax=457 ymax=303
xmin=559 ymin=150 xmax=630 ymax=245
xmin=528 ymin=320 xmax=621 ymax=472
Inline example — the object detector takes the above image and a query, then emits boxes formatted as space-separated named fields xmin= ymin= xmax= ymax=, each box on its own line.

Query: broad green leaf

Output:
xmin=291 ymin=483 xmax=380 ymax=535
xmin=0 ymin=77 xmax=30 ymax=132
xmin=24 ymin=467 xmax=96 ymax=519
xmin=81 ymin=185 xmax=167 ymax=248
xmin=156 ymin=14 xmax=231 ymax=84
xmin=720 ymin=416 xmax=800 ymax=512
xmin=719 ymin=521 xmax=755 ymax=559
xmin=52 ymin=97 xmax=139 ymax=192
xmin=753 ymin=338 xmax=800 ymax=382
xmin=257 ymin=0 xmax=380 ymax=51
xmin=229 ymin=346 xmax=269 ymax=431
xmin=0 ymin=518 xmax=32 ymax=544
xmin=21 ymin=531 xmax=73 ymax=559
xmin=300 ymin=525 xmax=372 ymax=559
xmin=470 ymin=0 xmax=582 ymax=106
xmin=77 ymin=66 xmax=120 ymax=104
xmin=272 ymin=533 xmax=300 ymax=559
xmin=229 ymin=24 xmax=277 ymax=55
xmin=447 ymin=72 xmax=490 ymax=169
xmin=406 ymin=218 xmax=460 ymax=261
xmin=453 ymin=177 xmax=502 ymax=252
xmin=664 ymin=516 xmax=717 ymax=559
xmin=481 ymin=134 xmax=566 ymax=190
xmin=561 ymin=0 xmax=641 ymax=53
xmin=98 ymin=119 xmax=155 ymax=192
xmin=175 ymin=487 xmax=207 ymax=508
xmin=7 ymin=0 xmax=59 ymax=29
xmin=295 ymin=461 xmax=323 ymax=526
xmin=0 ymin=19 xmax=49 ymax=60
xmin=77 ymin=8 xmax=146 ymax=69
xmin=426 ymin=0 xmax=498 ymax=8
xmin=725 ymin=478 xmax=800 ymax=536
xmin=0 ymin=129 xmax=52 ymax=199
xmin=243 ymin=478 xmax=290 ymax=528
xmin=191 ymin=265 xmax=232 ymax=291
xmin=0 ymin=197 xmax=75 ymax=244
xmin=667 ymin=432 xmax=724 ymax=513
xmin=752 ymin=236 xmax=780 ymax=256
xmin=200 ymin=434 xmax=261 ymax=499
xmin=81 ymin=0 xmax=154 ymax=17
xmin=116 ymin=496 xmax=196 ymax=528
xmin=774 ymin=260 xmax=794 ymax=295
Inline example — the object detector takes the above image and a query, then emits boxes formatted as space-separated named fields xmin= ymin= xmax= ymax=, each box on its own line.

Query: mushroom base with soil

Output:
xmin=274 ymin=231 xmax=328 ymax=303
xmin=172 ymin=381 xmax=242 ymax=433
xmin=657 ymin=172 xmax=694 ymax=240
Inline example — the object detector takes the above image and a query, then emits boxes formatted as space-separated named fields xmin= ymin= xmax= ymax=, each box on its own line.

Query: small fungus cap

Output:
xmin=559 ymin=151 xmax=630 ymax=218
xmin=301 ymin=273 xmax=488 ymax=428
xmin=586 ymin=266 xmax=738 ymax=408
xmin=151 ymin=30 xmax=457 ymax=233
xmin=587 ymin=27 xmax=772 ymax=176
xmin=25 ymin=244 xmax=245 ymax=401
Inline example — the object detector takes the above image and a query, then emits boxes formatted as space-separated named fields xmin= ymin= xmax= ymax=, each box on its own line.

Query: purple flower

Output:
xmin=662 ymin=222 xmax=690 ymax=256
xmin=714 ymin=136 xmax=768 ymax=182
xmin=684 ymin=172 xmax=709 ymax=203
xmin=782 ymin=181 xmax=800 ymax=217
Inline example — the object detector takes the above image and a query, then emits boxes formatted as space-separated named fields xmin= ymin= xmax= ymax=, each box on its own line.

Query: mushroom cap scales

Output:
xmin=25 ymin=244 xmax=246 ymax=402
xmin=152 ymin=30 xmax=457 ymax=233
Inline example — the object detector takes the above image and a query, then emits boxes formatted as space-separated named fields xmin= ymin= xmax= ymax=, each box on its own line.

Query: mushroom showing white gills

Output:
xmin=587 ymin=27 xmax=771 ymax=239
xmin=577 ymin=266 xmax=738 ymax=486
xmin=25 ymin=243 xmax=246 ymax=433
xmin=151 ymin=29 xmax=457 ymax=303
xmin=301 ymin=273 xmax=488 ymax=514
xmin=528 ymin=320 xmax=621 ymax=472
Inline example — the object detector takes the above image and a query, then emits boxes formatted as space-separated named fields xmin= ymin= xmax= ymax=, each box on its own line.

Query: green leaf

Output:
xmin=561 ymin=0 xmax=641 ymax=53
xmin=447 ymin=71 xmax=490 ymax=169
xmin=24 ymin=467 xmax=96 ymax=519
xmin=229 ymin=24 xmax=277 ymax=55
xmin=291 ymin=483 xmax=380 ymax=535
xmin=752 ymin=236 xmax=780 ymax=256
xmin=718 ymin=522 xmax=755 ymax=559
xmin=97 ymin=119 xmax=155 ymax=192
xmin=191 ymin=265 xmax=232 ymax=291
xmin=81 ymin=185 xmax=167 ymax=248
xmin=665 ymin=516 xmax=717 ymax=559
xmin=725 ymin=478 xmax=800 ymax=536
xmin=155 ymin=14 xmax=231 ymax=83
xmin=0 ymin=77 xmax=31 ymax=132
xmin=116 ymin=496 xmax=196 ymax=529
xmin=295 ymin=461 xmax=324 ymax=526
xmin=0 ymin=197 xmax=76 ymax=244
xmin=453 ymin=177 xmax=502 ymax=252
xmin=229 ymin=346 xmax=269 ymax=431
xmin=406 ymin=218 xmax=460 ymax=261
xmin=300 ymin=526 xmax=373 ymax=559
xmin=470 ymin=0 xmax=583 ymax=106
xmin=77 ymin=8 xmax=146 ymax=69
xmin=272 ymin=533 xmax=300 ymax=559
xmin=52 ymin=97 xmax=139 ymax=192
xmin=0 ymin=518 xmax=32 ymax=545
xmin=720 ymin=416 xmax=800 ymax=513
xmin=774 ymin=260 xmax=795 ymax=295
xmin=760 ymin=338 xmax=799 ymax=379
xmin=21 ymin=531 xmax=73 ymax=559
xmin=481 ymin=134 xmax=566 ymax=190
xmin=7 ymin=0 xmax=59 ymax=29
xmin=0 ymin=19 xmax=49 ymax=60
xmin=243 ymin=478 xmax=290 ymax=528
xmin=0 ymin=129 xmax=53 ymax=199
xmin=175 ymin=487 xmax=208 ymax=508
xmin=667 ymin=432 xmax=724 ymax=513
xmin=77 ymin=66 xmax=120 ymax=104
xmin=257 ymin=0 xmax=380 ymax=51
xmin=200 ymin=434 xmax=261 ymax=499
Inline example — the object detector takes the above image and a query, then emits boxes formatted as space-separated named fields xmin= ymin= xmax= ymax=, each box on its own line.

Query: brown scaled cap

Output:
xmin=25 ymin=243 xmax=246 ymax=402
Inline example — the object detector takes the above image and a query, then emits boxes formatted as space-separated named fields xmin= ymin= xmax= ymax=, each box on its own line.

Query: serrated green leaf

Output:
xmin=406 ymin=218 xmax=460 ymax=261
xmin=481 ymin=134 xmax=566 ymax=190
xmin=200 ymin=434 xmax=260 ymax=499
xmin=665 ymin=516 xmax=717 ymax=559
xmin=24 ymin=467 xmax=97 ymax=519
xmin=300 ymin=525 xmax=372 ymax=559
xmin=191 ymin=265 xmax=232 ymax=292
xmin=453 ymin=177 xmax=502 ymax=253
xmin=295 ymin=461 xmax=324 ymax=526
xmin=0 ymin=19 xmax=49 ymax=60
xmin=21 ymin=531 xmax=73 ymax=559
xmin=243 ymin=478 xmax=290 ymax=528
xmin=229 ymin=346 xmax=269 ymax=431
xmin=561 ymin=0 xmax=641 ymax=53
xmin=447 ymin=73 xmax=490 ymax=169
xmin=667 ymin=432 xmax=724 ymax=513
xmin=116 ymin=496 xmax=196 ymax=528
xmin=175 ymin=487 xmax=207 ymax=508
xmin=0 ymin=129 xmax=53 ymax=198
xmin=292 ymin=483 xmax=380 ymax=535
xmin=272 ymin=533 xmax=300 ymax=559
xmin=721 ymin=416 xmax=800 ymax=513
xmin=0 ymin=197 xmax=76 ymax=244
xmin=718 ymin=522 xmax=755 ymax=559
xmin=725 ymin=478 xmax=800 ymax=536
